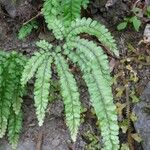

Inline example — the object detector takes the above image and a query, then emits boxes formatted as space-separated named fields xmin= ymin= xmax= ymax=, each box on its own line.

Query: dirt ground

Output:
xmin=0 ymin=0 xmax=150 ymax=150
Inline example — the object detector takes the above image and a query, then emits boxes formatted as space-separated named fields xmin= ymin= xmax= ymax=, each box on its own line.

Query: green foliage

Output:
xmin=54 ymin=53 xmax=81 ymax=141
xmin=42 ymin=0 xmax=90 ymax=26
xmin=117 ymin=16 xmax=141 ymax=32
xmin=117 ymin=7 xmax=142 ymax=32
xmin=8 ymin=110 xmax=22 ymax=150
xmin=21 ymin=0 xmax=120 ymax=149
xmin=0 ymin=0 xmax=120 ymax=149
xmin=34 ymin=56 xmax=52 ymax=126
xmin=18 ymin=20 xmax=38 ymax=40
xmin=117 ymin=22 xmax=128 ymax=30
xmin=0 ymin=51 xmax=26 ymax=149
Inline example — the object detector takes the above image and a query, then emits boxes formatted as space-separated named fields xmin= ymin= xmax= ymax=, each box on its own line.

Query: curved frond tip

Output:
xmin=66 ymin=18 xmax=119 ymax=56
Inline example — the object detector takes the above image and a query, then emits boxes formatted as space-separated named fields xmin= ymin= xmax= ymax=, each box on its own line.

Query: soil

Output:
xmin=0 ymin=0 xmax=150 ymax=150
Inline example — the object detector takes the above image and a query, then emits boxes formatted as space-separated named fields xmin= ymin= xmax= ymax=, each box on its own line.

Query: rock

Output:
xmin=0 ymin=0 xmax=17 ymax=18
xmin=0 ymin=140 xmax=35 ymax=150
xmin=0 ymin=22 xmax=7 ymax=41
xmin=133 ymin=82 xmax=150 ymax=150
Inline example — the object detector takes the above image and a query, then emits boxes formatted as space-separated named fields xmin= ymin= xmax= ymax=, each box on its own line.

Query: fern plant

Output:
xmin=21 ymin=0 xmax=120 ymax=149
xmin=0 ymin=51 xmax=26 ymax=149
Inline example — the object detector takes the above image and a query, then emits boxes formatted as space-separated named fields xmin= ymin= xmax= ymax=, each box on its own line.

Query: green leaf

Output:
xmin=130 ymin=16 xmax=141 ymax=31
xmin=117 ymin=22 xmax=128 ymax=30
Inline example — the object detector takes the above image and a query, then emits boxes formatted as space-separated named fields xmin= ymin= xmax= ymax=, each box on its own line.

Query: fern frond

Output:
xmin=21 ymin=50 xmax=48 ymax=86
xmin=11 ymin=52 xmax=26 ymax=115
xmin=0 ymin=56 xmax=16 ymax=138
xmin=0 ymin=52 xmax=25 ymax=138
xmin=66 ymin=18 xmax=119 ymax=56
xmin=34 ymin=56 xmax=52 ymax=126
xmin=18 ymin=20 xmax=38 ymax=40
xmin=54 ymin=53 xmax=81 ymax=141
xmin=61 ymin=0 xmax=82 ymax=25
xmin=42 ymin=0 xmax=65 ymax=40
xmin=64 ymin=49 xmax=119 ymax=149
xmin=8 ymin=110 xmax=22 ymax=150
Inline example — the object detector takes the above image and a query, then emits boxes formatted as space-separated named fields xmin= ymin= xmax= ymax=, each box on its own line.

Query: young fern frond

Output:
xmin=34 ymin=56 xmax=52 ymax=126
xmin=8 ymin=110 xmax=22 ymax=150
xmin=65 ymin=49 xmax=119 ymax=149
xmin=66 ymin=18 xmax=119 ymax=56
xmin=54 ymin=53 xmax=81 ymax=141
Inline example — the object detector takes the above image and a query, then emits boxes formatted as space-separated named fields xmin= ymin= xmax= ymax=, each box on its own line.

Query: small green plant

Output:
xmin=0 ymin=51 xmax=26 ymax=149
xmin=117 ymin=16 xmax=141 ymax=31
xmin=21 ymin=0 xmax=120 ymax=149
xmin=18 ymin=20 xmax=39 ymax=40
xmin=117 ymin=7 xmax=141 ymax=31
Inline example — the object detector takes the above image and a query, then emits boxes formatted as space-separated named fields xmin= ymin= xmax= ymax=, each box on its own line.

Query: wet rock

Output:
xmin=133 ymin=82 xmax=150 ymax=150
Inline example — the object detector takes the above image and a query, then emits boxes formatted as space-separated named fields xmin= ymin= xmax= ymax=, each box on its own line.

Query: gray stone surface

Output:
xmin=133 ymin=82 xmax=150 ymax=150
xmin=0 ymin=0 xmax=17 ymax=18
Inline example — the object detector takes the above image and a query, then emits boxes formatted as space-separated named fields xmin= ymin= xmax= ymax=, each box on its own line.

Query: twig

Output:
xmin=23 ymin=12 xmax=42 ymax=26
